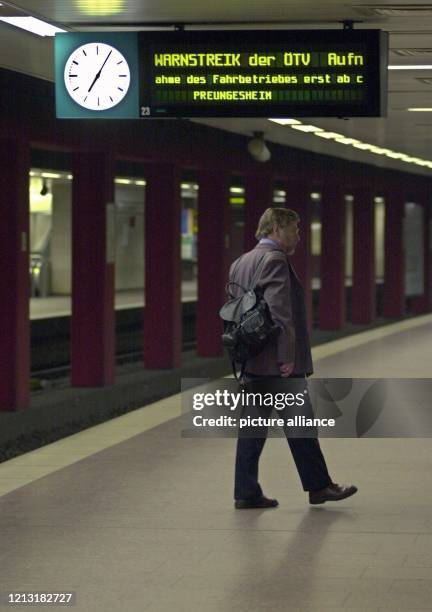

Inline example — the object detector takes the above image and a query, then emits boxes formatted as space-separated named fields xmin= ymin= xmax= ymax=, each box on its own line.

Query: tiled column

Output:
xmin=319 ymin=183 xmax=346 ymax=330
xmin=144 ymin=162 xmax=181 ymax=368
xmin=351 ymin=187 xmax=376 ymax=324
xmin=71 ymin=151 xmax=115 ymax=386
xmin=0 ymin=137 xmax=30 ymax=411
xmin=383 ymin=189 xmax=405 ymax=318
xmin=244 ymin=173 xmax=273 ymax=251
xmin=196 ymin=169 xmax=230 ymax=356
xmin=285 ymin=178 xmax=313 ymax=331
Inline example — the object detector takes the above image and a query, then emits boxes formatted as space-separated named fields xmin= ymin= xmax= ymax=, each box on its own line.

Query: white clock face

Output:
xmin=64 ymin=42 xmax=131 ymax=111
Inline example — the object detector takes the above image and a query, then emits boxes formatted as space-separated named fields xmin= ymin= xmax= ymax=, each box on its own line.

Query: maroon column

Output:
xmin=144 ymin=163 xmax=181 ymax=369
xmin=351 ymin=188 xmax=376 ymax=324
xmin=285 ymin=179 xmax=313 ymax=331
xmin=383 ymin=190 xmax=405 ymax=318
xmin=196 ymin=169 xmax=230 ymax=356
xmin=0 ymin=137 xmax=30 ymax=411
xmin=411 ymin=197 xmax=431 ymax=314
xmin=244 ymin=173 xmax=273 ymax=251
xmin=319 ymin=183 xmax=346 ymax=330
xmin=426 ymin=201 xmax=432 ymax=311
xmin=71 ymin=151 xmax=115 ymax=386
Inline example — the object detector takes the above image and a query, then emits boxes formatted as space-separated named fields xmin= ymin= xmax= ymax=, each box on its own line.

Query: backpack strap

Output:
xmin=228 ymin=251 xmax=270 ymax=296
xmin=226 ymin=255 xmax=246 ymax=297
xmin=231 ymin=358 xmax=245 ymax=382
xmin=249 ymin=252 xmax=271 ymax=290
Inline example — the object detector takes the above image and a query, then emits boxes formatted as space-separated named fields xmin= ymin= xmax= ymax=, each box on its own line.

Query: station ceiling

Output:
xmin=1 ymin=0 xmax=432 ymax=176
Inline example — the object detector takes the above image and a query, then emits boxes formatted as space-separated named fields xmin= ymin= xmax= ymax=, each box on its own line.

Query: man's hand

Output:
xmin=279 ymin=362 xmax=295 ymax=377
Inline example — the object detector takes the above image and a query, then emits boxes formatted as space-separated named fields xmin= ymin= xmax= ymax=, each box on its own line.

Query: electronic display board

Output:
xmin=138 ymin=29 xmax=388 ymax=118
xmin=55 ymin=30 xmax=388 ymax=119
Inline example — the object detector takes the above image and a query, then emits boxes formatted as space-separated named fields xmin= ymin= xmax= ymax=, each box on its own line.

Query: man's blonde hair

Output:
xmin=255 ymin=207 xmax=300 ymax=240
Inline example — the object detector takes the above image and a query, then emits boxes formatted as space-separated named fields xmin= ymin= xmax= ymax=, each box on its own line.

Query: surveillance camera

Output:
xmin=40 ymin=180 xmax=49 ymax=196
xmin=248 ymin=134 xmax=271 ymax=162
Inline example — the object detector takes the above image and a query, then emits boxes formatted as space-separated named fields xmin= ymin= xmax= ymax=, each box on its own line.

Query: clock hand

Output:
xmin=87 ymin=49 xmax=113 ymax=93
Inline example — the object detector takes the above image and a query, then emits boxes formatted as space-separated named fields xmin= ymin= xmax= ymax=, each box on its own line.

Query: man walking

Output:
xmin=230 ymin=207 xmax=357 ymax=508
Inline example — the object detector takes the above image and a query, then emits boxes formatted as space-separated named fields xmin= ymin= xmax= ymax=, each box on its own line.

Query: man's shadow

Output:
xmin=232 ymin=506 xmax=356 ymax=603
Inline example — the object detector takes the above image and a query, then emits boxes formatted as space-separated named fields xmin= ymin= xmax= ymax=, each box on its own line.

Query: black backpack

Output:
xmin=219 ymin=253 xmax=280 ymax=380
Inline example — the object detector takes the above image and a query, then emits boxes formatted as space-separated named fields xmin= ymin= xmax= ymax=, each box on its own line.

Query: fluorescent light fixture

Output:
xmin=270 ymin=111 xmax=432 ymax=170
xmin=135 ymin=180 xmax=146 ymax=186
xmin=115 ymin=178 xmax=132 ymax=185
xmin=389 ymin=65 xmax=432 ymax=70
xmin=399 ymin=155 xmax=416 ymax=163
xmin=407 ymin=107 xmax=432 ymax=111
xmin=67 ymin=174 xmax=73 ymax=180
xmin=384 ymin=151 xmax=405 ymax=159
xmin=411 ymin=158 xmax=429 ymax=166
xmin=315 ymin=131 xmax=344 ymax=140
xmin=269 ymin=118 xmax=301 ymax=125
xmin=76 ymin=0 xmax=125 ymax=16
xmin=353 ymin=142 xmax=373 ymax=150
xmin=291 ymin=124 xmax=323 ymax=133
xmin=0 ymin=16 xmax=66 ymax=36
xmin=230 ymin=187 xmax=244 ymax=194
xmin=368 ymin=146 xmax=392 ymax=155
xmin=310 ymin=192 xmax=321 ymax=200
xmin=334 ymin=137 xmax=361 ymax=145
xmin=41 ymin=172 xmax=61 ymax=179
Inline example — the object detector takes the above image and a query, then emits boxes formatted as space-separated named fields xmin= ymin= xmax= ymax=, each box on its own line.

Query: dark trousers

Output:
xmin=234 ymin=374 xmax=332 ymax=500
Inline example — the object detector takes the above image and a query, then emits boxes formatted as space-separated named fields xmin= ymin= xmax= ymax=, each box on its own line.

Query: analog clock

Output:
xmin=64 ymin=42 xmax=131 ymax=111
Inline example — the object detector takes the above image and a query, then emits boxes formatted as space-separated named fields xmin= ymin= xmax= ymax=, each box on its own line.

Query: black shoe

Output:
xmin=309 ymin=483 xmax=358 ymax=505
xmin=235 ymin=496 xmax=279 ymax=509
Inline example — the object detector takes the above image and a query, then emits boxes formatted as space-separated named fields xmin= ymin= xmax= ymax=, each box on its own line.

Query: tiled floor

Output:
xmin=1 ymin=316 xmax=432 ymax=611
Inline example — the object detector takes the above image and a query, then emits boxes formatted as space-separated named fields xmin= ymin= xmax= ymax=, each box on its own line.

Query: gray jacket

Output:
xmin=228 ymin=241 xmax=313 ymax=376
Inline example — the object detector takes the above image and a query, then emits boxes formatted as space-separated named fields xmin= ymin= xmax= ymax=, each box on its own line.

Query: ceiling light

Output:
xmin=368 ymin=146 xmax=388 ymax=154
xmin=334 ymin=137 xmax=361 ymax=145
xmin=268 ymin=118 xmax=302 ymax=125
xmin=0 ymin=16 xmax=66 ymax=37
xmin=315 ymin=131 xmax=344 ymax=139
xmin=115 ymin=178 xmax=131 ymax=184
xmin=353 ymin=142 xmax=373 ymax=150
xmin=291 ymin=125 xmax=323 ymax=133
xmin=407 ymin=107 xmax=432 ymax=111
xmin=384 ymin=151 xmax=405 ymax=159
xmin=230 ymin=187 xmax=244 ymax=194
xmin=388 ymin=65 xmax=432 ymax=70
xmin=76 ymin=0 xmax=125 ymax=16
xmin=41 ymin=172 xmax=61 ymax=179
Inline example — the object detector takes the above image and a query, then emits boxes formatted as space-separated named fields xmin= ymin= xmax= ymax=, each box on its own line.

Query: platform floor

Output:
xmin=30 ymin=282 xmax=198 ymax=320
xmin=29 ymin=278 xmax=353 ymax=320
xmin=1 ymin=315 xmax=432 ymax=611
